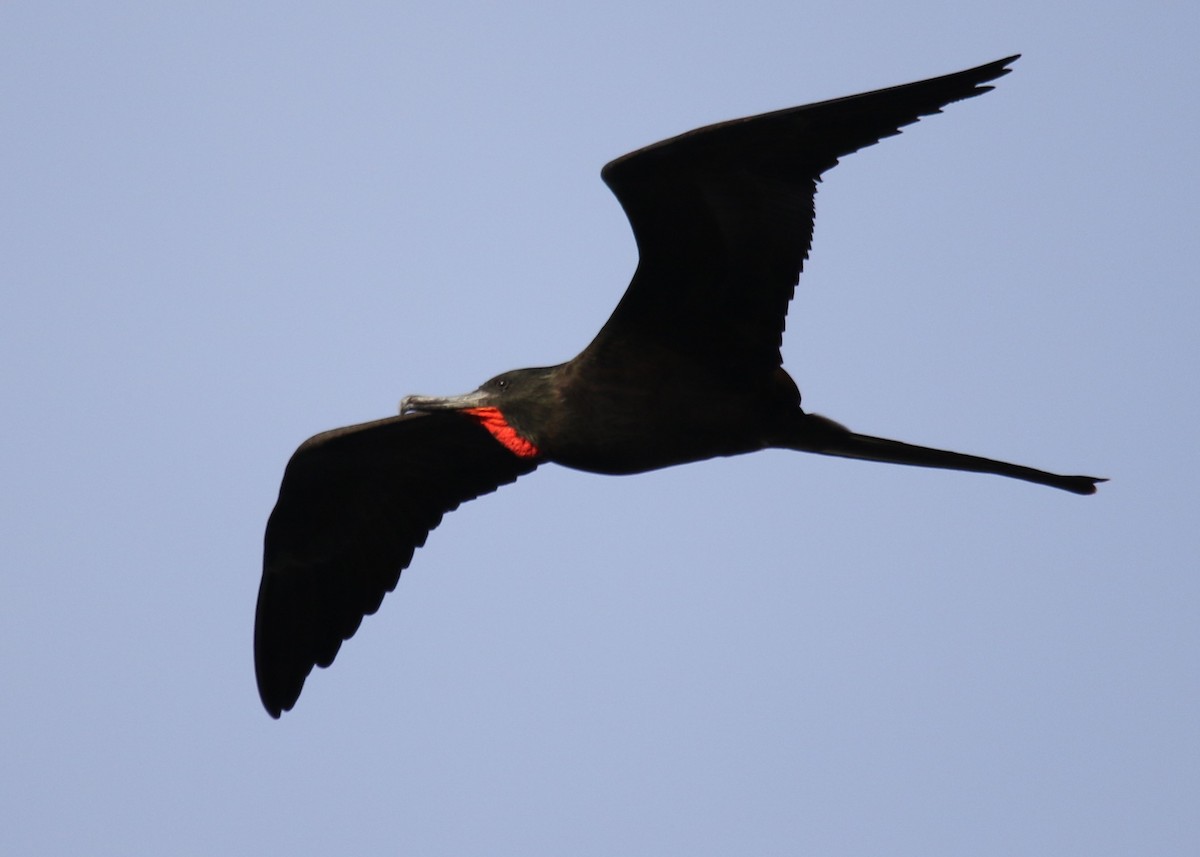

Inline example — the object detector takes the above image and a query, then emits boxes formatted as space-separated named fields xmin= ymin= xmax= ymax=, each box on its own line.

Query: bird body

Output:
xmin=256 ymin=55 xmax=1103 ymax=718
xmin=443 ymin=360 xmax=801 ymax=476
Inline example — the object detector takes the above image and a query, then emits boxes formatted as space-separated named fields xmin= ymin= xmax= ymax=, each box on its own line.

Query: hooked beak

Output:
xmin=399 ymin=388 xmax=490 ymax=415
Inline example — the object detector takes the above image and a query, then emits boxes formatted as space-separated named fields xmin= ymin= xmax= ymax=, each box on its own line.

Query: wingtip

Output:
xmin=1066 ymin=475 xmax=1107 ymax=495
xmin=258 ymin=673 xmax=304 ymax=718
xmin=256 ymin=655 xmax=306 ymax=718
xmin=256 ymin=672 xmax=291 ymax=719
xmin=975 ymin=54 xmax=1021 ymax=85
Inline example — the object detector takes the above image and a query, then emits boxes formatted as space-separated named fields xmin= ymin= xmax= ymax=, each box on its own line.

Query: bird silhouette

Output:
xmin=255 ymin=55 xmax=1103 ymax=717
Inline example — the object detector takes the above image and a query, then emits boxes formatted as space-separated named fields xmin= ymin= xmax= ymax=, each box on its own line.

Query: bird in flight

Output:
xmin=255 ymin=55 xmax=1103 ymax=717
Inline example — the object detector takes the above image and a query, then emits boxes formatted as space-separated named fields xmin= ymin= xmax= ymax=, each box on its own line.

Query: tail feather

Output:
xmin=786 ymin=414 xmax=1105 ymax=495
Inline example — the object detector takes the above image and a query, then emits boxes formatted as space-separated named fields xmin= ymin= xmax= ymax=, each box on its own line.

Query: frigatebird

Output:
xmin=255 ymin=55 xmax=1103 ymax=718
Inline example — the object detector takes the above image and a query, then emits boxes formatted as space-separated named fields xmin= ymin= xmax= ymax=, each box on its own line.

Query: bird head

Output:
xmin=400 ymin=366 xmax=560 ymax=459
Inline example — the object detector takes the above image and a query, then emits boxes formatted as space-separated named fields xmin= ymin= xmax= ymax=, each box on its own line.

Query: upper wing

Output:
xmin=255 ymin=411 xmax=539 ymax=717
xmin=586 ymin=55 xmax=1019 ymax=381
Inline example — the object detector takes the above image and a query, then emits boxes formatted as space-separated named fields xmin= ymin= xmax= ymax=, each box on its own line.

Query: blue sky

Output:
xmin=3 ymin=2 xmax=1197 ymax=855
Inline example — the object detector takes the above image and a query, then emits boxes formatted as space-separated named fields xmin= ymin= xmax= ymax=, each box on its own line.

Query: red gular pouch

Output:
xmin=461 ymin=407 xmax=541 ymax=459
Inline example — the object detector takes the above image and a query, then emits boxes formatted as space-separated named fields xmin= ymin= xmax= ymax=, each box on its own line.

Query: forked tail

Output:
xmin=784 ymin=414 xmax=1105 ymax=495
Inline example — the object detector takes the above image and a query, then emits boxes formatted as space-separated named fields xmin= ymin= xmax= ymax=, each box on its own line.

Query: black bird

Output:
xmin=255 ymin=55 xmax=1103 ymax=718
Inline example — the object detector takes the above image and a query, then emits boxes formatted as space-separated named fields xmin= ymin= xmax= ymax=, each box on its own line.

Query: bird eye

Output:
xmin=496 ymin=379 xmax=509 ymax=391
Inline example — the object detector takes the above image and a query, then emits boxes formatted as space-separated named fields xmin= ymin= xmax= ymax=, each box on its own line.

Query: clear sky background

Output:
xmin=3 ymin=3 xmax=1197 ymax=855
